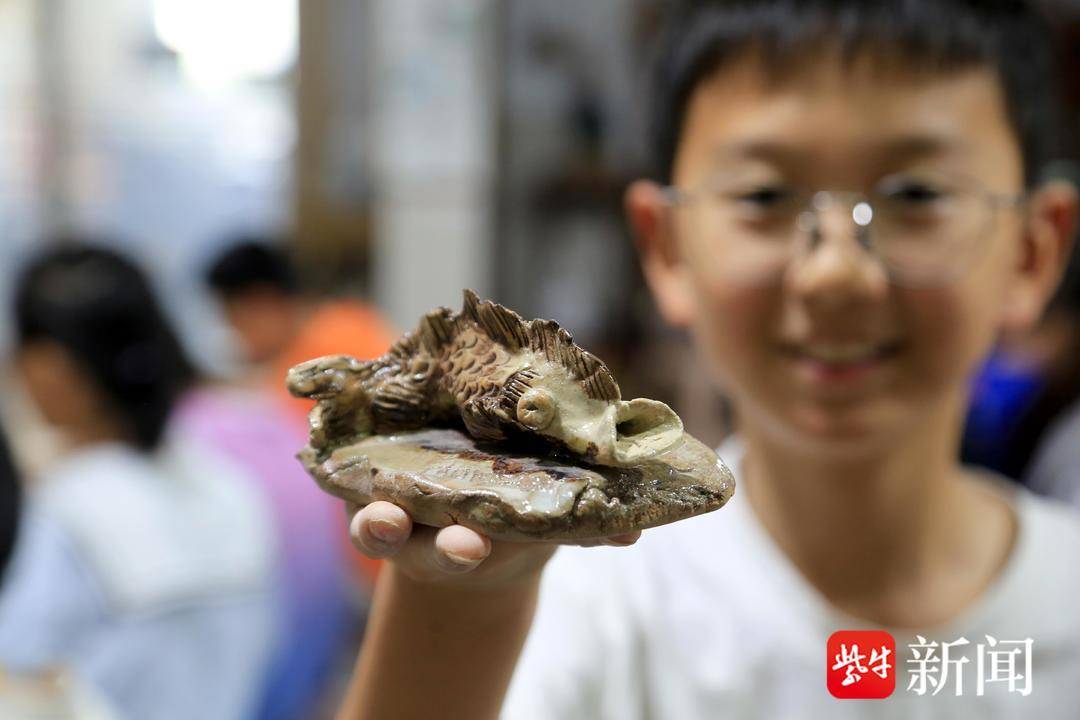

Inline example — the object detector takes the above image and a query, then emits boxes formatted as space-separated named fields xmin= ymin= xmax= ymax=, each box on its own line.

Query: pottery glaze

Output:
xmin=287 ymin=290 xmax=734 ymax=540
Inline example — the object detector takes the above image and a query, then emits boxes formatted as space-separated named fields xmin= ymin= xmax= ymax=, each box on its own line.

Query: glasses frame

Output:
xmin=660 ymin=178 xmax=1028 ymax=287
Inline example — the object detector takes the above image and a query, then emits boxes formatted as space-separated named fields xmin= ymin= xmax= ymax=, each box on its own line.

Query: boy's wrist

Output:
xmin=345 ymin=550 xmax=545 ymax=720
xmin=387 ymin=559 xmax=546 ymax=600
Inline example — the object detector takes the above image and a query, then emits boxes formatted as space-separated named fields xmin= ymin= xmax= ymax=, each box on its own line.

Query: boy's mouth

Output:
xmin=793 ymin=341 xmax=900 ymax=364
xmin=779 ymin=340 xmax=902 ymax=385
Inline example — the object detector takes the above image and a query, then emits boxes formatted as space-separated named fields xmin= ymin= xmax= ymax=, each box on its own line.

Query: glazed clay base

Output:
xmin=299 ymin=428 xmax=735 ymax=541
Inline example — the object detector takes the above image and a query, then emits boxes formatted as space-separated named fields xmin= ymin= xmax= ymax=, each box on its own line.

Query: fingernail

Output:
xmin=442 ymin=551 xmax=481 ymax=569
xmin=368 ymin=519 xmax=401 ymax=545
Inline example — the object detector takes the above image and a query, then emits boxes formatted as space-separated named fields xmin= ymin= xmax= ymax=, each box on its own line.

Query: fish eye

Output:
xmin=517 ymin=389 xmax=556 ymax=431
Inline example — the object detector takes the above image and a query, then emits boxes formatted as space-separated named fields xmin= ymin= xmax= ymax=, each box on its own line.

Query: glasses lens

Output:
xmin=870 ymin=178 xmax=993 ymax=284
xmin=675 ymin=174 xmax=1007 ymax=287
xmin=686 ymin=184 xmax=801 ymax=284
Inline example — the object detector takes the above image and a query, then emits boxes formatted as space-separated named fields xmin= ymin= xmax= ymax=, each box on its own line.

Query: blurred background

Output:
xmin=0 ymin=0 xmax=1076 ymax=718
xmin=0 ymin=0 xmax=732 ymax=450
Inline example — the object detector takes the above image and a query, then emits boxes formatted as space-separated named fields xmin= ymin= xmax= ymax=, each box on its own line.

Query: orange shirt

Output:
xmin=274 ymin=299 xmax=397 ymax=587
xmin=273 ymin=299 xmax=398 ymax=421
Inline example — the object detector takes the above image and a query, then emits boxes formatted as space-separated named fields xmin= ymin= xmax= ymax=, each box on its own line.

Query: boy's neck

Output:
xmin=738 ymin=393 xmax=1017 ymax=630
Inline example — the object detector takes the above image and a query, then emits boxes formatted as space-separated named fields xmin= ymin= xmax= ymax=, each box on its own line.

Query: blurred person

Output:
xmin=0 ymin=374 xmax=66 ymax=479
xmin=332 ymin=1 xmax=1080 ymax=718
xmin=0 ymin=420 xmax=119 ymax=720
xmin=205 ymin=240 xmax=306 ymax=390
xmin=961 ymin=189 xmax=1079 ymax=480
xmin=172 ymin=239 xmax=356 ymax=720
xmin=963 ymin=175 xmax=1080 ymax=490
xmin=206 ymin=239 xmax=395 ymax=588
xmin=205 ymin=238 xmax=396 ymax=419
xmin=961 ymin=343 xmax=1046 ymax=476
xmin=1024 ymin=241 xmax=1080 ymax=505
xmin=0 ymin=244 xmax=278 ymax=720
xmin=0 ymin=421 xmax=19 ymax=583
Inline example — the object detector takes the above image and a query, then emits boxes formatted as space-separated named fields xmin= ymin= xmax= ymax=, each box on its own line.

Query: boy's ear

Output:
xmin=1001 ymin=180 xmax=1079 ymax=332
xmin=625 ymin=180 xmax=695 ymax=328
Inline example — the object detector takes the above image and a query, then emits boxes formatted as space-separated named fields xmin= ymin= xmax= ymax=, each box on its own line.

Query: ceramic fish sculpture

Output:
xmin=287 ymin=289 xmax=683 ymax=467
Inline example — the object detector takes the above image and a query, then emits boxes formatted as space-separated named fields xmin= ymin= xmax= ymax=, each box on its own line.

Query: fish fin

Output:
xmin=460 ymin=396 xmax=506 ymax=442
xmin=370 ymin=377 xmax=430 ymax=433
xmin=461 ymin=289 xmax=529 ymax=350
xmin=461 ymin=290 xmax=620 ymax=402
xmin=387 ymin=331 xmax=420 ymax=360
xmin=581 ymin=363 xmax=621 ymax=402
xmin=526 ymin=320 xmax=620 ymax=401
xmin=462 ymin=289 xmax=482 ymax=322
xmin=527 ymin=320 xmax=562 ymax=365
xmin=476 ymin=299 xmax=529 ymax=351
xmin=417 ymin=306 xmax=457 ymax=355
xmin=501 ymin=367 xmax=539 ymax=409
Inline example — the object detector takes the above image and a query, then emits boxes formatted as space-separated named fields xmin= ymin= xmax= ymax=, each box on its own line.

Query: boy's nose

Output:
xmin=785 ymin=206 xmax=888 ymax=306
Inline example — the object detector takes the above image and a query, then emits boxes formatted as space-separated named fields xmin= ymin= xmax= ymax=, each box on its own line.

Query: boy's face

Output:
xmin=221 ymin=287 xmax=302 ymax=365
xmin=630 ymin=52 xmax=1075 ymax=455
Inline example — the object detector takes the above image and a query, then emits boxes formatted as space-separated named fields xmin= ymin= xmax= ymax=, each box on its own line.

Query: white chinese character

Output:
xmin=833 ymin=644 xmax=869 ymax=686
xmin=977 ymin=636 xmax=1033 ymax=696
xmin=869 ymin=645 xmax=892 ymax=680
xmin=906 ymin=635 xmax=970 ymax=696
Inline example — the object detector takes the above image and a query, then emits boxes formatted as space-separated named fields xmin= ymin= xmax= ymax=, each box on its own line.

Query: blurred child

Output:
xmin=205 ymin=240 xmax=308 ymax=390
xmin=176 ymin=239 xmax=356 ymax=720
xmin=333 ymin=1 xmax=1080 ymax=718
xmin=0 ymin=421 xmax=19 ymax=582
xmin=962 ymin=203 xmax=1080 ymax=480
xmin=1025 ymin=244 xmax=1080 ymax=505
xmin=206 ymin=239 xmax=395 ymax=592
xmin=204 ymin=239 xmax=396 ymax=422
xmin=0 ymin=245 xmax=278 ymax=720
xmin=0 ymin=421 xmax=120 ymax=719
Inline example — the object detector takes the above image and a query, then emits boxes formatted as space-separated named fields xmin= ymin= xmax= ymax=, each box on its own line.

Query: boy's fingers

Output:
xmin=432 ymin=525 xmax=492 ymax=573
xmin=601 ymin=530 xmax=642 ymax=546
xmin=349 ymin=501 xmax=413 ymax=558
xmin=382 ymin=523 xmax=493 ymax=578
xmin=347 ymin=496 xmax=636 ymax=575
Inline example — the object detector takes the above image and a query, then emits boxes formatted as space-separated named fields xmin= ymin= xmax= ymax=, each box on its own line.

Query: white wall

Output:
xmin=368 ymin=0 xmax=496 ymax=328
xmin=0 ymin=0 xmax=295 ymax=371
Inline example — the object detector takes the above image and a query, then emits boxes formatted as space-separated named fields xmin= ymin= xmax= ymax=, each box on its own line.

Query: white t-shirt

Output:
xmin=504 ymin=439 xmax=1080 ymax=720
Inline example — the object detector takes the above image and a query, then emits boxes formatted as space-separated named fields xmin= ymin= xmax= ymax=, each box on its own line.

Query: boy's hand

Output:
xmin=347 ymin=500 xmax=641 ymax=588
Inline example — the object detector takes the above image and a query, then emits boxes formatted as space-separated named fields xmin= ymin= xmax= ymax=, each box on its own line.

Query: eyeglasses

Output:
xmin=661 ymin=173 xmax=1026 ymax=286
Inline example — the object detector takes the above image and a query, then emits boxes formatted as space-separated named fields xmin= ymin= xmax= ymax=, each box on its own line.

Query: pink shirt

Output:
xmin=172 ymin=386 xmax=350 ymax=718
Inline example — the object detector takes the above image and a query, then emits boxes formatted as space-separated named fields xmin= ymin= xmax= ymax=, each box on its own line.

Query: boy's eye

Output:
xmin=877 ymin=179 xmax=946 ymax=205
xmin=730 ymin=186 xmax=795 ymax=209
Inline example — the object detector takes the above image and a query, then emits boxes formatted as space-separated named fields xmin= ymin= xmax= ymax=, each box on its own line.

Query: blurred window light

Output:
xmin=152 ymin=0 xmax=297 ymax=87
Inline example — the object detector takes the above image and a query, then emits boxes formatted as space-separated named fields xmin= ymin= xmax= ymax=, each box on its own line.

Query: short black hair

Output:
xmin=14 ymin=244 xmax=196 ymax=451
xmin=649 ymin=0 xmax=1062 ymax=186
xmin=0 ymin=420 xmax=19 ymax=582
xmin=205 ymin=238 xmax=298 ymax=297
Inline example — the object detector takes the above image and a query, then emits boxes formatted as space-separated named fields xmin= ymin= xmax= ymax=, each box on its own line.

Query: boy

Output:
xmin=204 ymin=238 xmax=395 ymax=415
xmin=338 ymin=1 xmax=1080 ymax=717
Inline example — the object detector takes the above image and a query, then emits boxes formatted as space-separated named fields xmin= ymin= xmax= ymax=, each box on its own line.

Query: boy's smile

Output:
xmin=777 ymin=337 xmax=903 ymax=393
xmin=630 ymin=49 xmax=1067 ymax=454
